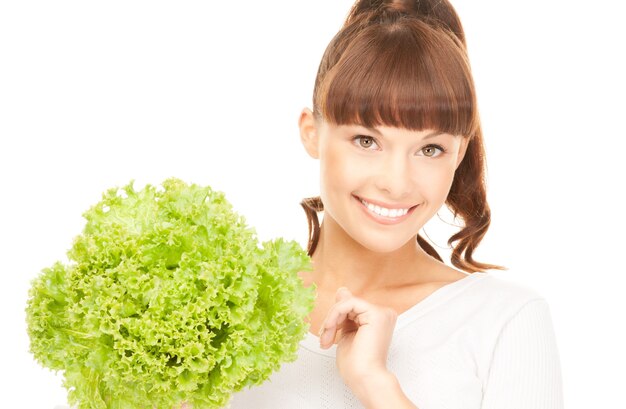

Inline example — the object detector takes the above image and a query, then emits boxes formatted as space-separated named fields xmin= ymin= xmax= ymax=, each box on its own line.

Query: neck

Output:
xmin=310 ymin=214 xmax=434 ymax=295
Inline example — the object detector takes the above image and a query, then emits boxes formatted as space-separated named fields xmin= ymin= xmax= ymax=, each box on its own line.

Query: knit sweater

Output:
xmin=227 ymin=272 xmax=564 ymax=409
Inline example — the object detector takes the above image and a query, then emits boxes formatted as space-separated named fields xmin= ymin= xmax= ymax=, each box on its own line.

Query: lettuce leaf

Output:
xmin=26 ymin=178 xmax=314 ymax=409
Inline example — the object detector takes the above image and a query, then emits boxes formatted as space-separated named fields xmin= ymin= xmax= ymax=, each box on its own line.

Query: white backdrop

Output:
xmin=1 ymin=1 xmax=624 ymax=407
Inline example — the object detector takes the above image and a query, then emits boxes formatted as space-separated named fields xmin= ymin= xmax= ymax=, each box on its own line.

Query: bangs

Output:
xmin=315 ymin=21 xmax=479 ymax=137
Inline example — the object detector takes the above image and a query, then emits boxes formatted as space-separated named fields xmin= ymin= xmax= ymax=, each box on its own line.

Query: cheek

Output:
xmin=319 ymin=145 xmax=363 ymax=190
xmin=413 ymin=163 xmax=457 ymax=201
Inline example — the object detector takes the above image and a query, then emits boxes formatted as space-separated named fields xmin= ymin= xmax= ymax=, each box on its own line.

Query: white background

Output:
xmin=1 ymin=1 xmax=624 ymax=407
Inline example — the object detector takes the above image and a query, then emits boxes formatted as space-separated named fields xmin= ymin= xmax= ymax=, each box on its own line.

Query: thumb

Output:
xmin=336 ymin=287 xmax=352 ymax=302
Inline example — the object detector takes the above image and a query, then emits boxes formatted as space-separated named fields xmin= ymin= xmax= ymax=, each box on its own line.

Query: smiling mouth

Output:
xmin=355 ymin=196 xmax=417 ymax=219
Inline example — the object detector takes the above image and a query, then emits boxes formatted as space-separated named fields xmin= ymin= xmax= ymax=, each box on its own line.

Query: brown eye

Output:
xmin=354 ymin=136 xmax=378 ymax=149
xmin=420 ymin=145 xmax=445 ymax=157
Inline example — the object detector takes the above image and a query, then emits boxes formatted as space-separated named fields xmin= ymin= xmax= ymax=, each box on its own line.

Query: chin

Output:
xmin=353 ymin=235 xmax=415 ymax=254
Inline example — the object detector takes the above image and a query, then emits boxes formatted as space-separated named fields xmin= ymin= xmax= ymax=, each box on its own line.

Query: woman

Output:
xmin=230 ymin=0 xmax=564 ymax=407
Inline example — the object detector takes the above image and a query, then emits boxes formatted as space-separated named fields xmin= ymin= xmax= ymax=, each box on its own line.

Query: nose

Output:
xmin=374 ymin=153 xmax=413 ymax=199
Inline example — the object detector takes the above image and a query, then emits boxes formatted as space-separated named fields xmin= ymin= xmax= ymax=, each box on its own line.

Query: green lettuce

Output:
xmin=26 ymin=178 xmax=314 ymax=409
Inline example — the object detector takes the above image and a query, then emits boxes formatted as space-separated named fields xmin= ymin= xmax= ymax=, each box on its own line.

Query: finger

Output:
xmin=320 ymin=287 xmax=359 ymax=347
xmin=335 ymin=286 xmax=352 ymax=302
xmin=322 ymin=288 xmax=354 ymax=338
xmin=324 ymin=298 xmax=360 ymax=330
xmin=329 ymin=295 xmax=370 ymax=324
xmin=331 ymin=288 xmax=354 ymax=329
xmin=320 ymin=296 xmax=370 ymax=347
xmin=320 ymin=298 xmax=355 ymax=347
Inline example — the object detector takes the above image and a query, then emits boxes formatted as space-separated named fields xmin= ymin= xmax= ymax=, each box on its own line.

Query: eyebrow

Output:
xmin=363 ymin=126 xmax=445 ymax=140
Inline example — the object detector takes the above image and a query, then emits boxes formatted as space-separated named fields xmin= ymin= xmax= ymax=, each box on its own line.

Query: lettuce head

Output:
xmin=26 ymin=178 xmax=314 ymax=409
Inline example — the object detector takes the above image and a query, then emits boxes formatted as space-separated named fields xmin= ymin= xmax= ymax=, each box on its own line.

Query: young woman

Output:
xmin=230 ymin=0 xmax=564 ymax=408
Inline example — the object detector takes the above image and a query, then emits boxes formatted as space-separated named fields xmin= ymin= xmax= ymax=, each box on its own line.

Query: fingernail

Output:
xmin=319 ymin=329 xmax=329 ymax=347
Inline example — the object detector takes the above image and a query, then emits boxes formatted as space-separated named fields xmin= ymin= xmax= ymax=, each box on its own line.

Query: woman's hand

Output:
xmin=319 ymin=287 xmax=398 ymax=396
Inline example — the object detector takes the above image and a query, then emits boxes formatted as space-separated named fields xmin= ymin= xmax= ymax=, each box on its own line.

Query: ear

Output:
xmin=299 ymin=108 xmax=320 ymax=159
xmin=455 ymin=137 xmax=470 ymax=169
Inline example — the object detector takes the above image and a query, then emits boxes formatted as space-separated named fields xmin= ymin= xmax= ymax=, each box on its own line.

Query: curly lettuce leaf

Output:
xmin=26 ymin=178 xmax=314 ymax=409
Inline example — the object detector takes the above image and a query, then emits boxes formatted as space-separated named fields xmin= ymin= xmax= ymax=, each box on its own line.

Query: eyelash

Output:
xmin=352 ymin=135 xmax=447 ymax=157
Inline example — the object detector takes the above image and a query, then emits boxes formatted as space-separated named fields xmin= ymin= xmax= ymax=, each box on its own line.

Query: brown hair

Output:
xmin=301 ymin=0 xmax=504 ymax=273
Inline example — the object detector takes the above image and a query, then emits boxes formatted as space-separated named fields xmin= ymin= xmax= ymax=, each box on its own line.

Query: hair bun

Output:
xmin=347 ymin=0 xmax=466 ymax=45
xmin=383 ymin=0 xmax=417 ymax=14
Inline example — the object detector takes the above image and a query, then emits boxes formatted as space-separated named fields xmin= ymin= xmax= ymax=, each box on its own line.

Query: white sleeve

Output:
xmin=482 ymin=299 xmax=564 ymax=409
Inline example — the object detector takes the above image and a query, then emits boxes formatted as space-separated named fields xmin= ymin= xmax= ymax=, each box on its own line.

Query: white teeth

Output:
xmin=360 ymin=199 xmax=410 ymax=218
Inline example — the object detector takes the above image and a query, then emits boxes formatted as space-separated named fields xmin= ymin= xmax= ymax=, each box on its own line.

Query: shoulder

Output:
xmin=461 ymin=272 xmax=551 ymax=326
xmin=447 ymin=273 xmax=557 ymax=353
xmin=475 ymin=273 xmax=544 ymax=302
xmin=472 ymin=272 xmax=544 ymax=302
xmin=428 ymin=260 xmax=544 ymax=308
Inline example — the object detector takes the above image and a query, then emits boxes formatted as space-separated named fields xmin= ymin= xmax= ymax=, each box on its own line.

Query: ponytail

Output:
xmin=446 ymin=133 xmax=504 ymax=272
xmin=300 ymin=197 xmax=323 ymax=258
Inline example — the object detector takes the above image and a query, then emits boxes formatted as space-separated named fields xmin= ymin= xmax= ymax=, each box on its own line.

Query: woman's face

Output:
xmin=300 ymin=111 xmax=469 ymax=254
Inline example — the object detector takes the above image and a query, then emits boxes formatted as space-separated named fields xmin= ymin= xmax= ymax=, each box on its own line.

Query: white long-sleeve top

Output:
xmin=228 ymin=272 xmax=564 ymax=409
